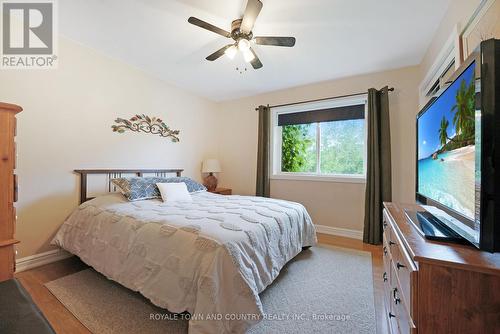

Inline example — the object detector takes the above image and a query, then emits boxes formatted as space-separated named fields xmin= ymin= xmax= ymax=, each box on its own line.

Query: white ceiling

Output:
xmin=59 ymin=0 xmax=451 ymax=101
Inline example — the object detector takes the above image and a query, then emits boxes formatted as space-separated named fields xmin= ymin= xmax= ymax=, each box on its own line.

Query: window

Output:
xmin=271 ymin=95 xmax=367 ymax=182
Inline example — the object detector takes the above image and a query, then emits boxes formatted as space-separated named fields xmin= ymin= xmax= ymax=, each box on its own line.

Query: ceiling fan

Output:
xmin=188 ymin=0 xmax=296 ymax=70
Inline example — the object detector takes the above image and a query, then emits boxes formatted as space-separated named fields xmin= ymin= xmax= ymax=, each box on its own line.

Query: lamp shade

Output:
xmin=202 ymin=159 xmax=221 ymax=173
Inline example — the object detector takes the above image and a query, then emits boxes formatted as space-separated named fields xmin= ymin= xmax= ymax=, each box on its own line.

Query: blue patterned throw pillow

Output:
xmin=112 ymin=177 xmax=206 ymax=201
xmin=164 ymin=177 xmax=207 ymax=193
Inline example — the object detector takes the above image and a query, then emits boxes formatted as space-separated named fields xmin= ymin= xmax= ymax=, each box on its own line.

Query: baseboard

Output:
xmin=315 ymin=224 xmax=363 ymax=240
xmin=16 ymin=249 xmax=73 ymax=273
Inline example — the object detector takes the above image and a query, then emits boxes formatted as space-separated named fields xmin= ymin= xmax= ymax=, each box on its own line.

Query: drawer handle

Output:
xmin=383 ymin=246 xmax=387 ymax=255
xmin=393 ymin=288 xmax=401 ymax=305
xmin=388 ymin=312 xmax=396 ymax=319
xmin=383 ymin=272 xmax=387 ymax=282
xmin=389 ymin=240 xmax=396 ymax=246
xmin=396 ymin=262 xmax=406 ymax=270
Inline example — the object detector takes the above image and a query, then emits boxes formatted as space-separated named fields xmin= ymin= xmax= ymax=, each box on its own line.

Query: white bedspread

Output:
xmin=52 ymin=192 xmax=317 ymax=333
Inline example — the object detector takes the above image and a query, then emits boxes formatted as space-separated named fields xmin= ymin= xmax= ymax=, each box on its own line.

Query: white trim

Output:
xmin=315 ymin=224 xmax=363 ymax=240
xmin=271 ymin=94 xmax=368 ymax=115
xmin=16 ymin=248 xmax=73 ymax=273
xmin=453 ymin=22 xmax=463 ymax=69
xmin=461 ymin=0 xmax=496 ymax=60
xmin=271 ymin=173 xmax=366 ymax=184
xmin=419 ymin=0 xmax=493 ymax=108
xmin=315 ymin=122 xmax=321 ymax=174
xmin=419 ymin=25 xmax=459 ymax=108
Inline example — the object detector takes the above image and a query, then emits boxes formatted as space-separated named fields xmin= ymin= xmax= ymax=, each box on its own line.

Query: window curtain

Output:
xmin=256 ymin=105 xmax=271 ymax=197
xmin=363 ymin=87 xmax=392 ymax=244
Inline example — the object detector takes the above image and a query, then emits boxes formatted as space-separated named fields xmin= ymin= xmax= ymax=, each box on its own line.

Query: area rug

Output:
xmin=45 ymin=245 xmax=376 ymax=333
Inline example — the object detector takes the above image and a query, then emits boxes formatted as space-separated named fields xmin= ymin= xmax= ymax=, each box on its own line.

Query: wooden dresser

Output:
xmin=382 ymin=202 xmax=500 ymax=334
xmin=0 ymin=102 xmax=22 ymax=282
xmin=208 ymin=187 xmax=232 ymax=195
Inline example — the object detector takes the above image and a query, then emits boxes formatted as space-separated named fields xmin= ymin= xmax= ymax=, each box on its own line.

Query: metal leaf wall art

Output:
xmin=112 ymin=114 xmax=180 ymax=142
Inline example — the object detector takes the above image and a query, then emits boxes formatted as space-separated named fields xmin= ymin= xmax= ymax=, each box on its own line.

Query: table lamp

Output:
xmin=202 ymin=159 xmax=221 ymax=191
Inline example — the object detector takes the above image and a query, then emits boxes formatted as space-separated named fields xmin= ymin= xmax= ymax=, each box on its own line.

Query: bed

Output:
xmin=52 ymin=169 xmax=317 ymax=333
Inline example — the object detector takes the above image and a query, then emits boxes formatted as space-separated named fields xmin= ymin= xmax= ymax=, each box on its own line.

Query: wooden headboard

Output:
xmin=74 ymin=169 xmax=184 ymax=204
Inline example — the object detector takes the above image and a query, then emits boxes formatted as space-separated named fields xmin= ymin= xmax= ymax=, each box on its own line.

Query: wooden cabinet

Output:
xmin=0 ymin=102 xmax=22 ymax=282
xmin=382 ymin=202 xmax=500 ymax=334
xmin=208 ymin=188 xmax=232 ymax=195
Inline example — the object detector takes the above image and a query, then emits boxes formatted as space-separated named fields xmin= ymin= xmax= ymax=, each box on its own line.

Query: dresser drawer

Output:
xmin=384 ymin=214 xmax=417 ymax=319
xmin=383 ymin=265 xmax=399 ymax=334
xmin=13 ymin=174 xmax=18 ymax=202
xmin=386 ymin=290 xmax=399 ymax=334
xmin=382 ymin=236 xmax=392 ymax=309
xmin=13 ymin=141 xmax=17 ymax=170
xmin=390 ymin=227 xmax=418 ymax=321
xmin=383 ymin=210 xmax=397 ymax=253
xmin=391 ymin=262 xmax=416 ymax=334
xmin=13 ymin=246 xmax=17 ymax=273
xmin=383 ymin=232 xmax=390 ymax=264
xmin=393 ymin=246 xmax=417 ymax=318
xmin=12 ymin=207 xmax=17 ymax=234
xmin=383 ymin=211 xmax=391 ymax=246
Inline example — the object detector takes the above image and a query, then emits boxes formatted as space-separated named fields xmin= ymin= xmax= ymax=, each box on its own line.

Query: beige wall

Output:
xmin=0 ymin=37 xmax=219 ymax=258
xmin=4 ymin=0 xmax=492 ymax=258
xmin=462 ymin=0 xmax=500 ymax=58
xmin=418 ymin=0 xmax=482 ymax=82
xmin=217 ymin=66 xmax=420 ymax=232
xmin=216 ymin=0 xmax=493 ymax=233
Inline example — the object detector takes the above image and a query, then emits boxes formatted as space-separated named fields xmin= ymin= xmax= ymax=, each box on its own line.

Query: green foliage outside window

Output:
xmin=281 ymin=124 xmax=316 ymax=172
xmin=281 ymin=120 xmax=365 ymax=175
xmin=320 ymin=120 xmax=364 ymax=175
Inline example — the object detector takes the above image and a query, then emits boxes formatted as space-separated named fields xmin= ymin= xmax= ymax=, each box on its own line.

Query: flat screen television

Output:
xmin=414 ymin=39 xmax=500 ymax=252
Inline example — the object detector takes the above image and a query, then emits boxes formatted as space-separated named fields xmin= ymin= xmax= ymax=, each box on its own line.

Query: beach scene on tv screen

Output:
xmin=418 ymin=63 xmax=476 ymax=220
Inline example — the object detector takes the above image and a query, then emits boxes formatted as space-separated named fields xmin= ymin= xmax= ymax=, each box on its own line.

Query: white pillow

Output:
xmin=156 ymin=182 xmax=192 ymax=202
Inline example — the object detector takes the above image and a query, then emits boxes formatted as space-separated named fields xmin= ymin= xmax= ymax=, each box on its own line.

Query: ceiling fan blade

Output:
xmin=206 ymin=45 xmax=233 ymax=61
xmin=255 ymin=36 xmax=296 ymax=47
xmin=188 ymin=17 xmax=231 ymax=38
xmin=240 ymin=0 xmax=263 ymax=34
xmin=249 ymin=48 xmax=263 ymax=69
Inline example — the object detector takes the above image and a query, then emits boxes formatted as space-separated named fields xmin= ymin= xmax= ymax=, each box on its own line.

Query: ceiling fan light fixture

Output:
xmin=243 ymin=49 xmax=255 ymax=63
xmin=225 ymin=45 xmax=238 ymax=59
xmin=238 ymin=38 xmax=251 ymax=51
xmin=188 ymin=0 xmax=295 ymax=70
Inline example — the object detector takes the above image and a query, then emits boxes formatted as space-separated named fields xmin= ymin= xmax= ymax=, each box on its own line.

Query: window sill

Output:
xmin=270 ymin=174 xmax=366 ymax=184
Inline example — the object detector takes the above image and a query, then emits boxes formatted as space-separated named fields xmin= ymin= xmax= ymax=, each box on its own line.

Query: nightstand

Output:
xmin=208 ymin=188 xmax=232 ymax=195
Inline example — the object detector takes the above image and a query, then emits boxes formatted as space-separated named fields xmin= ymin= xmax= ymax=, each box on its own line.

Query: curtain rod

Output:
xmin=254 ymin=87 xmax=394 ymax=111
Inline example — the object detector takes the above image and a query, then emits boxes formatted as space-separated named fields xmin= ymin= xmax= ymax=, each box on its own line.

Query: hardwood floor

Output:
xmin=15 ymin=256 xmax=90 ymax=334
xmin=15 ymin=233 xmax=385 ymax=334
